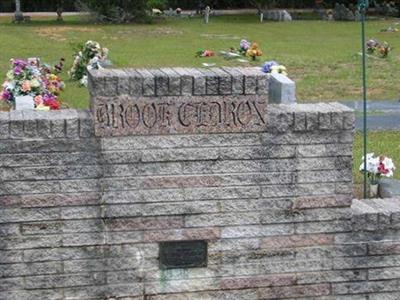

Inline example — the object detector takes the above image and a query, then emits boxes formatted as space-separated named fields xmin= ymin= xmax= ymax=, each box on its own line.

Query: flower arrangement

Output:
xmin=262 ymin=61 xmax=288 ymax=76
xmin=360 ymin=153 xmax=396 ymax=184
xmin=246 ymin=42 xmax=263 ymax=61
xmin=69 ymin=40 xmax=110 ymax=87
xmin=366 ymin=39 xmax=391 ymax=58
xmin=195 ymin=49 xmax=215 ymax=57
xmin=239 ymin=39 xmax=251 ymax=55
xmin=0 ymin=58 xmax=64 ymax=110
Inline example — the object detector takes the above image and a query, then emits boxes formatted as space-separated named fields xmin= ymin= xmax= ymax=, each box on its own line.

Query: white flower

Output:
xmin=79 ymin=75 xmax=88 ymax=87
xmin=382 ymin=157 xmax=395 ymax=171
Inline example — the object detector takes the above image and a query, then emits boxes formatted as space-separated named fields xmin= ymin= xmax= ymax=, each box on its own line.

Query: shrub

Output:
xmin=147 ymin=0 xmax=168 ymax=10
xmin=76 ymin=0 xmax=150 ymax=23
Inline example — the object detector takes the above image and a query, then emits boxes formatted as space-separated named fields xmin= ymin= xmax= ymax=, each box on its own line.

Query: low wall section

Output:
xmin=0 ymin=67 xmax=399 ymax=300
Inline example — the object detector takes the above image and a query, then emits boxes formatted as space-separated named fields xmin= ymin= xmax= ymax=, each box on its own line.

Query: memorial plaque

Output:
xmin=93 ymin=95 xmax=268 ymax=137
xmin=159 ymin=240 xmax=208 ymax=269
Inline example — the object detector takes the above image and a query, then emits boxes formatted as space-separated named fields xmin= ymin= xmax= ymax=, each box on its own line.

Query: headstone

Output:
xmin=14 ymin=0 xmax=24 ymax=22
xmin=269 ymin=73 xmax=296 ymax=104
xmin=204 ymin=6 xmax=210 ymax=23
xmin=333 ymin=3 xmax=355 ymax=21
xmin=379 ymin=178 xmax=400 ymax=198
xmin=262 ymin=10 xmax=292 ymax=22
xmin=15 ymin=96 xmax=34 ymax=110
xmin=282 ymin=10 xmax=292 ymax=21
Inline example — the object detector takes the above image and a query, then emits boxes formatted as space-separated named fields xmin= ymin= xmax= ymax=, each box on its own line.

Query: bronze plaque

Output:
xmin=159 ymin=240 xmax=208 ymax=269
xmin=93 ymin=95 xmax=267 ymax=136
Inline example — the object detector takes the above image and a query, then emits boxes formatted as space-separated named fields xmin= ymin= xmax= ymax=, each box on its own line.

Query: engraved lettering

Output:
xmin=158 ymin=103 xmax=172 ymax=127
xmin=142 ymin=103 xmax=157 ymax=128
xmin=119 ymin=104 xmax=125 ymax=129
xmin=237 ymin=101 xmax=252 ymax=126
xmin=209 ymin=102 xmax=222 ymax=126
xmin=111 ymin=104 xmax=119 ymax=128
xmin=196 ymin=102 xmax=210 ymax=127
xmin=94 ymin=96 xmax=268 ymax=136
xmin=252 ymin=101 xmax=266 ymax=124
xmin=224 ymin=101 xmax=237 ymax=127
xmin=96 ymin=105 xmax=110 ymax=128
xmin=125 ymin=104 xmax=140 ymax=128
xmin=178 ymin=103 xmax=192 ymax=127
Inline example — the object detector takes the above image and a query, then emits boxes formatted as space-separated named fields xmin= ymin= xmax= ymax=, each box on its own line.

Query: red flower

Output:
xmin=46 ymin=99 xmax=60 ymax=110
xmin=378 ymin=162 xmax=389 ymax=175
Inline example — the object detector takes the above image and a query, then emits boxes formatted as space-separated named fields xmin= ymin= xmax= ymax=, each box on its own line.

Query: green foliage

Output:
xmin=76 ymin=0 xmax=150 ymax=23
xmin=147 ymin=0 xmax=168 ymax=10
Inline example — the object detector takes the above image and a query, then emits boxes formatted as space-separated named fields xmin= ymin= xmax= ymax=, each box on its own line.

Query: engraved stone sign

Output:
xmin=94 ymin=95 xmax=267 ymax=136
xmin=89 ymin=67 xmax=272 ymax=137
xmin=159 ymin=240 xmax=208 ymax=269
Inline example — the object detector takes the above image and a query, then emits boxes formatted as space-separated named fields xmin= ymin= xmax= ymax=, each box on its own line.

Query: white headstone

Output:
xmin=15 ymin=95 xmax=34 ymax=110
xmin=205 ymin=6 xmax=210 ymax=23
xmin=282 ymin=10 xmax=292 ymax=21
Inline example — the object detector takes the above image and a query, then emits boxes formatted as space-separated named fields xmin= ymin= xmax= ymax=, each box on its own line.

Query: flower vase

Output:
xmin=15 ymin=95 xmax=34 ymax=110
xmin=369 ymin=183 xmax=379 ymax=198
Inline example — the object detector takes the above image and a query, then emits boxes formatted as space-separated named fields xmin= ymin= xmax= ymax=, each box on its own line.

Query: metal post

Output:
xmin=358 ymin=0 xmax=369 ymax=198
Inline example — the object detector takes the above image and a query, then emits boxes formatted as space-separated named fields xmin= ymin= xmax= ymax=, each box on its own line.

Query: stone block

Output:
xmin=221 ymin=67 xmax=244 ymax=95
xmin=136 ymin=69 xmax=155 ymax=96
xmin=0 ymin=112 xmax=10 ymax=139
xmin=161 ymin=68 xmax=182 ymax=96
xmin=269 ymin=73 xmax=296 ymax=104
xmin=173 ymin=67 xmax=194 ymax=96
xmin=149 ymin=69 xmax=169 ymax=96
xmin=9 ymin=110 xmax=24 ymax=139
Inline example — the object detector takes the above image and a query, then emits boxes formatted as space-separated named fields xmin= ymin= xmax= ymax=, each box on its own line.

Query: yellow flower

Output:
xmin=271 ymin=65 xmax=288 ymax=76
xmin=36 ymin=104 xmax=50 ymax=111
xmin=30 ymin=79 xmax=41 ymax=88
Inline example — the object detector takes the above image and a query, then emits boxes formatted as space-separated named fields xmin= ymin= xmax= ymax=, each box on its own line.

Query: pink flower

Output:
xmin=34 ymin=95 xmax=43 ymax=106
xmin=21 ymin=81 xmax=31 ymax=93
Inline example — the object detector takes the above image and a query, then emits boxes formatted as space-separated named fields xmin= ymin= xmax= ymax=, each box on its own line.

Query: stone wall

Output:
xmin=0 ymin=67 xmax=399 ymax=300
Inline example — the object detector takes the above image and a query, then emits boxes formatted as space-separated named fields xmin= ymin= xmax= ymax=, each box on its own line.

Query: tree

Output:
xmin=76 ymin=0 xmax=150 ymax=23
xmin=248 ymin=0 xmax=276 ymax=14
xmin=56 ymin=0 xmax=64 ymax=21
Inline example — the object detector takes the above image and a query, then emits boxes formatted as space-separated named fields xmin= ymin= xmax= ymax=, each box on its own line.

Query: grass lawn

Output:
xmin=0 ymin=15 xmax=400 ymax=108
xmin=1 ymin=15 xmax=399 ymax=189
xmin=353 ymin=131 xmax=400 ymax=183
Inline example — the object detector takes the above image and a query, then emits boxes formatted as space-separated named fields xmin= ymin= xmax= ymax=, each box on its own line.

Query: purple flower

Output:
xmin=240 ymin=39 xmax=250 ymax=51
xmin=1 ymin=90 xmax=12 ymax=101
xmin=12 ymin=59 xmax=28 ymax=68
xmin=14 ymin=66 xmax=23 ymax=75
xmin=43 ymin=93 xmax=56 ymax=102
xmin=262 ymin=61 xmax=279 ymax=73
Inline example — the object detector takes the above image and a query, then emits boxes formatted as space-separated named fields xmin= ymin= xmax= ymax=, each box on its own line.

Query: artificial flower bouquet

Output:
xmin=360 ymin=153 xmax=396 ymax=184
xmin=0 ymin=58 xmax=64 ymax=110
xmin=262 ymin=61 xmax=288 ymax=76
xmin=239 ymin=39 xmax=263 ymax=60
xmin=366 ymin=39 xmax=391 ymax=58
xmin=69 ymin=40 xmax=110 ymax=87
xmin=246 ymin=42 xmax=263 ymax=61
xmin=195 ymin=49 xmax=215 ymax=57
